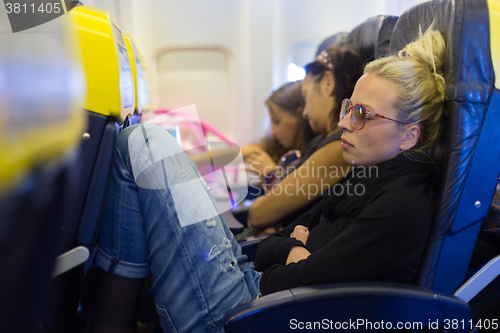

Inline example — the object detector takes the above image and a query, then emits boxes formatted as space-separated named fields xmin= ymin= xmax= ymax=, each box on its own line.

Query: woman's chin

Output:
xmin=342 ymin=152 xmax=357 ymax=166
xmin=308 ymin=121 xmax=319 ymax=134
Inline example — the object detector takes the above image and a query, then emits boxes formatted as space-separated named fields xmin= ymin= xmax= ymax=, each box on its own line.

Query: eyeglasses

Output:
xmin=339 ymin=99 xmax=409 ymax=130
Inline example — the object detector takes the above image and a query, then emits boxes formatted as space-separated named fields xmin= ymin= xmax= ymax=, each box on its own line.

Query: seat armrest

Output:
xmin=224 ymin=282 xmax=473 ymax=333
xmin=52 ymin=246 xmax=90 ymax=279
xmin=231 ymin=204 xmax=250 ymax=226
xmin=454 ymin=254 xmax=500 ymax=302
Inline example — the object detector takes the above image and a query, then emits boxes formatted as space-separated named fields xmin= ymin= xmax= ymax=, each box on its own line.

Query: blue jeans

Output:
xmin=95 ymin=124 xmax=260 ymax=333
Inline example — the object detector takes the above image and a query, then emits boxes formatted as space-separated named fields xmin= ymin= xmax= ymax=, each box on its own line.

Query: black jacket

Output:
xmin=254 ymin=155 xmax=434 ymax=295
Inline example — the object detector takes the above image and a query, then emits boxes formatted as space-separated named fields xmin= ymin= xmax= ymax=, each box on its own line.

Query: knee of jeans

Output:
xmin=116 ymin=124 xmax=140 ymax=155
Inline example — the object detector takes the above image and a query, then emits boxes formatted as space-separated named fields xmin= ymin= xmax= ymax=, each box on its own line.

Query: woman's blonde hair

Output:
xmin=364 ymin=26 xmax=446 ymax=162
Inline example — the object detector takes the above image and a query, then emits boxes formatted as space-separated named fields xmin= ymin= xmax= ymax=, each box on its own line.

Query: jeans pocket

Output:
xmin=241 ymin=262 xmax=261 ymax=300
xmin=156 ymin=303 xmax=224 ymax=333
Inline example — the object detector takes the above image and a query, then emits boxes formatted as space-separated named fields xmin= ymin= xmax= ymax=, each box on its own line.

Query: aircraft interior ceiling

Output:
xmin=79 ymin=0 xmax=422 ymax=145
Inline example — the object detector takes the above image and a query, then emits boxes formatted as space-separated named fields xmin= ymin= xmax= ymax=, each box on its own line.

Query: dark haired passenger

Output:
xmin=183 ymin=81 xmax=313 ymax=188
xmin=92 ymin=28 xmax=446 ymax=332
xmin=248 ymin=45 xmax=365 ymax=234
xmin=241 ymin=80 xmax=315 ymax=180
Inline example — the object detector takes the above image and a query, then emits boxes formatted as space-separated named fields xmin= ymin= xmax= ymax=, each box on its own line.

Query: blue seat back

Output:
xmin=39 ymin=6 xmax=133 ymax=332
xmin=345 ymin=15 xmax=398 ymax=60
xmin=315 ymin=32 xmax=348 ymax=56
xmin=316 ymin=15 xmax=398 ymax=62
xmin=389 ymin=0 xmax=500 ymax=293
xmin=0 ymin=22 xmax=85 ymax=332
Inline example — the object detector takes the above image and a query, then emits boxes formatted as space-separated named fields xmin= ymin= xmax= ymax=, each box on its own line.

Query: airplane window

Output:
xmin=155 ymin=47 xmax=234 ymax=141
xmin=287 ymin=41 xmax=319 ymax=82
xmin=287 ymin=62 xmax=306 ymax=81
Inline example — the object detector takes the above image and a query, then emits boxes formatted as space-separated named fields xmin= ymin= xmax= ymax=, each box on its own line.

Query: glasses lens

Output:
xmin=352 ymin=104 xmax=366 ymax=129
xmin=340 ymin=99 xmax=350 ymax=121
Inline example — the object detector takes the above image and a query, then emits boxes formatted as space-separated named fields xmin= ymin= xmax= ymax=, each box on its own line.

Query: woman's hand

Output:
xmin=286 ymin=246 xmax=311 ymax=265
xmin=244 ymin=148 xmax=276 ymax=178
xmin=286 ymin=225 xmax=311 ymax=264
xmin=290 ymin=225 xmax=309 ymax=245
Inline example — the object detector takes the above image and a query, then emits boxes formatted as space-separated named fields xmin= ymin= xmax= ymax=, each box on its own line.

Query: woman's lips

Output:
xmin=341 ymin=137 xmax=354 ymax=149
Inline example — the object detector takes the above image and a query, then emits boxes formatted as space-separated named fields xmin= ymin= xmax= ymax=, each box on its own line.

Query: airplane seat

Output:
xmin=344 ymin=15 xmax=398 ymax=61
xmin=38 ymin=5 xmax=135 ymax=332
xmin=0 ymin=21 xmax=86 ymax=332
xmin=225 ymin=0 xmax=500 ymax=331
xmin=315 ymin=32 xmax=348 ymax=56
xmin=116 ymin=36 xmax=151 ymax=134
xmin=387 ymin=0 xmax=500 ymax=295
xmin=123 ymin=33 xmax=153 ymax=126
xmin=478 ymin=182 xmax=500 ymax=250
xmin=315 ymin=15 xmax=398 ymax=60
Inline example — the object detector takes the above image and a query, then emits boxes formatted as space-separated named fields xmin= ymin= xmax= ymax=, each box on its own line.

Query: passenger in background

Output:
xmin=248 ymin=45 xmax=365 ymax=234
xmin=91 ymin=27 xmax=446 ymax=333
xmin=242 ymin=80 xmax=316 ymax=179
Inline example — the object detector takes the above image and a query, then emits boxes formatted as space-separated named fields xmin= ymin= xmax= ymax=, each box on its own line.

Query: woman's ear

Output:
xmin=296 ymin=106 xmax=303 ymax=115
xmin=399 ymin=125 xmax=421 ymax=151
xmin=323 ymin=71 xmax=335 ymax=95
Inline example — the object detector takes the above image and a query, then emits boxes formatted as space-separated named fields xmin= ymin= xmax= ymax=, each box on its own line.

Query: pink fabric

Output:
xmin=143 ymin=109 xmax=240 ymax=185
xmin=150 ymin=109 xmax=234 ymax=144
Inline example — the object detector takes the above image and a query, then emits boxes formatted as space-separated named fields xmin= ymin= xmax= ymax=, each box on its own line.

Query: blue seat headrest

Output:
xmin=315 ymin=32 xmax=348 ymax=57
xmin=389 ymin=0 xmax=494 ymax=104
xmin=346 ymin=15 xmax=399 ymax=61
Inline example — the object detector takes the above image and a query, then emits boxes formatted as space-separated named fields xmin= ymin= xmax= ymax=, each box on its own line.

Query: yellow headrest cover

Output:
xmin=123 ymin=34 xmax=153 ymax=114
xmin=123 ymin=34 xmax=138 ymax=113
xmin=136 ymin=43 xmax=154 ymax=112
xmin=68 ymin=5 xmax=134 ymax=120
xmin=138 ymin=47 xmax=153 ymax=110
xmin=488 ymin=0 xmax=500 ymax=89
xmin=0 ymin=19 xmax=86 ymax=195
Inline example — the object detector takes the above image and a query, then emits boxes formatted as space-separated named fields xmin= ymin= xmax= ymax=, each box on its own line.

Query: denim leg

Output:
xmin=96 ymin=124 xmax=260 ymax=333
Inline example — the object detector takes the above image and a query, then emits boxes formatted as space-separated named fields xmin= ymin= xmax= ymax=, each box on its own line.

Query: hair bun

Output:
xmin=401 ymin=28 xmax=445 ymax=72
xmin=399 ymin=27 xmax=446 ymax=101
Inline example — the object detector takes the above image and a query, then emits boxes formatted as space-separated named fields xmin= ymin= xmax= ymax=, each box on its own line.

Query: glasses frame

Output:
xmin=340 ymin=98 xmax=409 ymax=130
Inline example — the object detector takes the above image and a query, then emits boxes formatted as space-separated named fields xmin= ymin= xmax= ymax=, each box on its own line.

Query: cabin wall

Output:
xmin=84 ymin=0 xmax=420 ymax=145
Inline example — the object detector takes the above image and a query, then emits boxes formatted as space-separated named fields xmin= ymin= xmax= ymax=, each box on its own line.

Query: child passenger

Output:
xmin=241 ymin=80 xmax=316 ymax=178
xmin=92 ymin=27 xmax=446 ymax=333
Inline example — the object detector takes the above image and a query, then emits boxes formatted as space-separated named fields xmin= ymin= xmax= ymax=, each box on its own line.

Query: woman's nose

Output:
xmin=338 ymin=111 xmax=353 ymax=131
xmin=302 ymin=108 xmax=309 ymax=119
xmin=271 ymin=124 xmax=278 ymax=137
